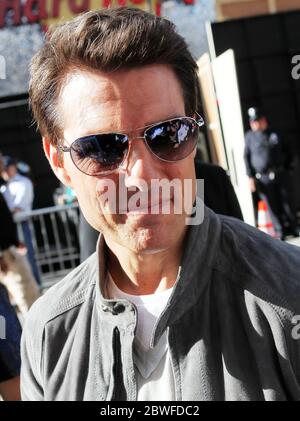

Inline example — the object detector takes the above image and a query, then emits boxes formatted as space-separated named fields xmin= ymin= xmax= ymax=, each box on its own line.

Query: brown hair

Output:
xmin=29 ymin=7 xmax=201 ymax=145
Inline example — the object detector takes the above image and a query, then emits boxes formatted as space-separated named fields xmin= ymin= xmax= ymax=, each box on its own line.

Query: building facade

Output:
xmin=216 ymin=0 xmax=300 ymax=21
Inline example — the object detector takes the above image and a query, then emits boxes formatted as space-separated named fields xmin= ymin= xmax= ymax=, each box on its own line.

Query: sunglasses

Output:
xmin=57 ymin=115 xmax=204 ymax=176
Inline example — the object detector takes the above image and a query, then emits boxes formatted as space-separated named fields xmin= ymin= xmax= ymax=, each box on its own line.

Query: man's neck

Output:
xmin=104 ymin=235 xmax=184 ymax=296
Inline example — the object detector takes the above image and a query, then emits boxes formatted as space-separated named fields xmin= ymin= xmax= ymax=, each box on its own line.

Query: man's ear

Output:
xmin=43 ymin=137 xmax=72 ymax=187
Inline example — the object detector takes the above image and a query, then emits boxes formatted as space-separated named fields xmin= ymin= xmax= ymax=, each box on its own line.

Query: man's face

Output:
xmin=4 ymin=164 xmax=17 ymax=179
xmin=46 ymin=65 xmax=197 ymax=254
xmin=250 ymin=117 xmax=268 ymax=132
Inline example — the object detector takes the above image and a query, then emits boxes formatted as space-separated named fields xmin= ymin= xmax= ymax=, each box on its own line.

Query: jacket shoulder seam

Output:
xmin=46 ymin=283 xmax=94 ymax=322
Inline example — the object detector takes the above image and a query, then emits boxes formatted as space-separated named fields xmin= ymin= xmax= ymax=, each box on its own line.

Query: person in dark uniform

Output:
xmin=244 ymin=107 xmax=299 ymax=239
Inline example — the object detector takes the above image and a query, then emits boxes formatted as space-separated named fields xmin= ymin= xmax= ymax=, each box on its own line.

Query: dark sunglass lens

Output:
xmin=145 ymin=118 xmax=199 ymax=162
xmin=71 ymin=134 xmax=128 ymax=175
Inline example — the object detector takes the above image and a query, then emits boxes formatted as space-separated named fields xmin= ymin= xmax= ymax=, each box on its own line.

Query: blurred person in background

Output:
xmin=1 ymin=156 xmax=41 ymax=286
xmin=0 ymin=187 xmax=40 ymax=315
xmin=0 ymin=183 xmax=22 ymax=401
xmin=244 ymin=107 xmax=300 ymax=239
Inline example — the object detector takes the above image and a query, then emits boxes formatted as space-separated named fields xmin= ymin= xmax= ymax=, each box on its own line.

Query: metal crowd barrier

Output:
xmin=14 ymin=204 xmax=80 ymax=291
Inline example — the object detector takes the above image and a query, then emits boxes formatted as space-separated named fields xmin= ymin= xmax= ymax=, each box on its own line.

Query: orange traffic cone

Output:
xmin=257 ymin=200 xmax=277 ymax=238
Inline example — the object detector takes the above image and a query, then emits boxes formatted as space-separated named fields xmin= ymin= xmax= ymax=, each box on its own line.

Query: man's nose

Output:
xmin=120 ymin=138 xmax=163 ymax=191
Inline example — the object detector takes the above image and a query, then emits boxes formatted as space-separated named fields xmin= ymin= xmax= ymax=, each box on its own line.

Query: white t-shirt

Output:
xmin=106 ymin=272 xmax=176 ymax=401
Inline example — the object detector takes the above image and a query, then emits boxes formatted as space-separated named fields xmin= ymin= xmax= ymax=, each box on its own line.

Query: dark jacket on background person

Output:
xmin=195 ymin=161 xmax=243 ymax=221
xmin=0 ymin=192 xmax=19 ymax=252
xmin=21 ymin=206 xmax=300 ymax=401
xmin=0 ymin=284 xmax=22 ymax=383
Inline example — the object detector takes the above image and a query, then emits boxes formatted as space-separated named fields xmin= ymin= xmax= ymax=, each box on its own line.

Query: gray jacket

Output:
xmin=21 ymin=207 xmax=300 ymax=401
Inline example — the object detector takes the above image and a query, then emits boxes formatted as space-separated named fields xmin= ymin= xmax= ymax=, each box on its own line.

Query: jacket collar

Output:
xmin=94 ymin=205 xmax=221 ymax=347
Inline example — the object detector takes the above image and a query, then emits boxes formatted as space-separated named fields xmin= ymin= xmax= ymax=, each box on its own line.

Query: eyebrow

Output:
xmin=71 ymin=114 xmax=186 ymax=141
xmin=138 ymin=114 xmax=184 ymax=130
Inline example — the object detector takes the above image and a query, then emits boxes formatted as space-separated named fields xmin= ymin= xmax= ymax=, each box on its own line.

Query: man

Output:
xmin=244 ymin=107 xmax=299 ymax=239
xmin=0 ymin=154 xmax=40 ymax=314
xmin=1 ymin=157 xmax=34 ymax=214
xmin=22 ymin=8 xmax=300 ymax=401
xmin=1 ymin=157 xmax=41 ymax=285
xmin=0 ymin=191 xmax=40 ymax=315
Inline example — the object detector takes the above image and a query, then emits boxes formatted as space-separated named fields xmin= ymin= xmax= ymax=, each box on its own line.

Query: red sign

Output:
xmin=0 ymin=0 xmax=158 ymax=29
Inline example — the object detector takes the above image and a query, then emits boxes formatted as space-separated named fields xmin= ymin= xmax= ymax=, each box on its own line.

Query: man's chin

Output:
xmin=126 ymin=217 xmax=186 ymax=252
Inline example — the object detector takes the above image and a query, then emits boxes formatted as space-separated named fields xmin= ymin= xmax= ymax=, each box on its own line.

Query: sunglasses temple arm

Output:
xmin=195 ymin=112 xmax=205 ymax=127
